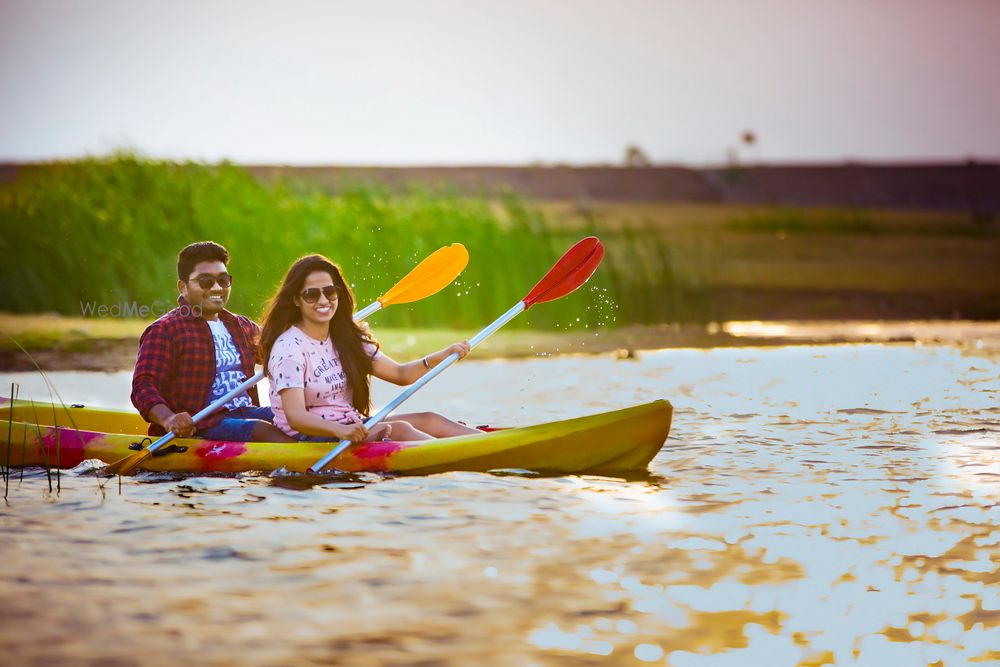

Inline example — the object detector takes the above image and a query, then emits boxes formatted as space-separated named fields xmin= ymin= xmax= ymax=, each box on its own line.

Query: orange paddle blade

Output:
xmin=103 ymin=448 xmax=153 ymax=477
xmin=378 ymin=243 xmax=469 ymax=307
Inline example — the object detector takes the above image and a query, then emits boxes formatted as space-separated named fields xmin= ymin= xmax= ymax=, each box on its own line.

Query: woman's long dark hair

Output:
xmin=259 ymin=255 xmax=379 ymax=416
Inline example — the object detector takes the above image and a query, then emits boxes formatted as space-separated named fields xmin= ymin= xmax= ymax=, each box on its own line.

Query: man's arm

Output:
xmin=132 ymin=323 xmax=200 ymax=437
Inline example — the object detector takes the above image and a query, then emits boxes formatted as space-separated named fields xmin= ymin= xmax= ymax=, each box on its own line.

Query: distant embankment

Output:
xmin=2 ymin=161 xmax=998 ymax=213
xmin=1 ymin=156 xmax=998 ymax=325
xmin=241 ymin=163 xmax=1000 ymax=214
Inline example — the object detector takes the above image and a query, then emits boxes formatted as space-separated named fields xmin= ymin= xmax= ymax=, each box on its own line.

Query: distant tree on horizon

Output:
xmin=624 ymin=144 xmax=652 ymax=167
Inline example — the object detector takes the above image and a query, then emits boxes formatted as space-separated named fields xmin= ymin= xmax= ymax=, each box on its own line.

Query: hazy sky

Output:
xmin=2 ymin=0 xmax=999 ymax=165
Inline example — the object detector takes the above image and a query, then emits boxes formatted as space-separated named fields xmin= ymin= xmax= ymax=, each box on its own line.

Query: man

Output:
xmin=131 ymin=241 xmax=292 ymax=442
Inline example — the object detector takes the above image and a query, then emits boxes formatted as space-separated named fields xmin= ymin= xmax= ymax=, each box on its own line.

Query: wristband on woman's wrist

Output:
xmin=422 ymin=356 xmax=431 ymax=370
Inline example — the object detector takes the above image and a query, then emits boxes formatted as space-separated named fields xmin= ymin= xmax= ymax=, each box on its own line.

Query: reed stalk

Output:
xmin=3 ymin=382 xmax=15 ymax=496
xmin=26 ymin=398 xmax=52 ymax=493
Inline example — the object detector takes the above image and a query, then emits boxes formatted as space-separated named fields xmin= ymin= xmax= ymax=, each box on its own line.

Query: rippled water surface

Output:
xmin=1 ymin=344 xmax=998 ymax=666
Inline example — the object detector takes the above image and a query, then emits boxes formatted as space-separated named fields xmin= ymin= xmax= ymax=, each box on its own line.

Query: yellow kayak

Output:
xmin=0 ymin=397 xmax=672 ymax=475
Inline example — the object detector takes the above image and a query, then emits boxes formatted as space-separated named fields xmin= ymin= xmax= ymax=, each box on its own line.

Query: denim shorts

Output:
xmin=197 ymin=406 xmax=276 ymax=442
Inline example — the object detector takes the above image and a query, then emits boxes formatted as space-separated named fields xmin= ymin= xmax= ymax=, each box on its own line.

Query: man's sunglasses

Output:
xmin=189 ymin=273 xmax=233 ymax=290
xmin=300 ymin=285 xmax=339 ymax=304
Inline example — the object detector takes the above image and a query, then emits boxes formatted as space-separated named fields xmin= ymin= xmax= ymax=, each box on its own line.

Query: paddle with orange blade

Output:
xmin=104 ymin=244 xmax=470 ymax=476
xmin=354 ymin=243 xmax=469 ymax=319
xmin=308 ymin=236 xmax=605 ymax=474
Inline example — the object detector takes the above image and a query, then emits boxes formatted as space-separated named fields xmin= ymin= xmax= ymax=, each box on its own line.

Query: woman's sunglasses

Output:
xmin=189 ymin=273 xmax=233 ymax=290
xmin=300 ymin=285 xmax=339 ymax=304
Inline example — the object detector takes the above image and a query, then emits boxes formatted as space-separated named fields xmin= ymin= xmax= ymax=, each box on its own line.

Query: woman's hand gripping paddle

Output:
xmin=308 ymin=236 xmax=605 ymax=474
xmin=104 ymin=244 xmax=470 ymax=476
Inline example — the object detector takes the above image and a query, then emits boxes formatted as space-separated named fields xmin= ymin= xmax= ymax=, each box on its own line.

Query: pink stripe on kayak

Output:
xmin=352 ymin=440 xmax=408 ymax=460
xmin=194 ymin=441 xmax=248 ymax=460
xmin=345 ymin=440 xmax=409 ymax=471
xmin=40 ymin=427 xmax=102 ymax=468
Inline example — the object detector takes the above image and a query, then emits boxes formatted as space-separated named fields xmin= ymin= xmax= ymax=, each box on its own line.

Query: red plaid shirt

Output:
xmin=131 ymin=297 xmax=261 ymax=436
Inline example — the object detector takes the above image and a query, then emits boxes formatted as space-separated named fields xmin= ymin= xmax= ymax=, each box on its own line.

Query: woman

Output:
xmin=259 ymin=254 xmax=484 ymax=443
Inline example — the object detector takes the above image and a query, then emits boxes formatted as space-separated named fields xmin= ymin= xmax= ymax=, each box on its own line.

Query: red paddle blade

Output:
xmin=522 ymin=237 xmax=605 ymax=308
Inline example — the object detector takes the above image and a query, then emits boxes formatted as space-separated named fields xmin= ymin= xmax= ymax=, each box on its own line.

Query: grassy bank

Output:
xmin=0 ymin=311 xmax=727 ymax=361
xmin=3 ymin=155 xmax=999 ymax=331
xmin=4 ymin=312 xmax=1000 ymax=373
xmin=0 ymin=312 xmax=727 ymax=371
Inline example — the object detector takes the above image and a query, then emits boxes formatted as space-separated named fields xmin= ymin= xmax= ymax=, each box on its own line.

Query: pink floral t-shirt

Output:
xmin=268 ymin=325 xmax=381 ymax=437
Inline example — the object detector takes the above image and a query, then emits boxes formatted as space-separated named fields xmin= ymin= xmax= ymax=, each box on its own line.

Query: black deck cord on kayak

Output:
xmin=128 ymin=437 xmax=153 ymax=451
xmin=127 ymin=437 xmax=187 ymax=457
xmin=152 ymin=445 xmax=187 ymax=457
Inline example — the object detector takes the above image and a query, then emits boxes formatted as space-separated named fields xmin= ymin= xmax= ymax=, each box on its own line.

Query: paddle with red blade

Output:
xmin=308 ymin=236 xmax=605 ymax=474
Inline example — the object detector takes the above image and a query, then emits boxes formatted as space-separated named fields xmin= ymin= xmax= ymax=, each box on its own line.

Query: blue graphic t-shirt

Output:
xmin=207 ymin=319 xmax=253 ymax=410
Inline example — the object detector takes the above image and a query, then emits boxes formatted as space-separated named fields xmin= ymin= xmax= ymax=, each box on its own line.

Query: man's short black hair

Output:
xmin=177 ymin=241 xmax=230 ymax=280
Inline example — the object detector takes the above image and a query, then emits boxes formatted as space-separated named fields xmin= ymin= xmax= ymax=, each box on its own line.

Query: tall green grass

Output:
xmin=0 ymin=154 xmax=682 ymax=329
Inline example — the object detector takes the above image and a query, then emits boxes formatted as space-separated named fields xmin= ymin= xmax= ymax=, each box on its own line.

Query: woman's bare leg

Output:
xmin=377 ymin=420 xmax=433 ymax=442
xmin=392 ymin=412 xmax=484 ymax=438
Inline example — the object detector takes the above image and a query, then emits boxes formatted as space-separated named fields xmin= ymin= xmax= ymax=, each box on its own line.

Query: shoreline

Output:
xmin=2 ymin=314 xmax=998 ymax=372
